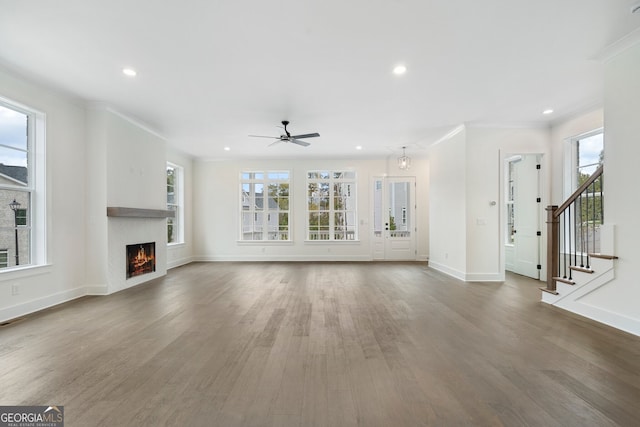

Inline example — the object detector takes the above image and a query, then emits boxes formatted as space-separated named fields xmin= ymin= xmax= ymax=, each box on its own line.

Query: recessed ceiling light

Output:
xmin=224 ymin=146 xmax=231 ymax=151
xmin=356 ymin=146 xmax=363 ymax=150
xmin=122 ymin=68 xmax=137 ymax=77
xmin=542 ymin=109 xmax=554 ymax=115
xmin=393 ymin=64 xmax=407 ymax=75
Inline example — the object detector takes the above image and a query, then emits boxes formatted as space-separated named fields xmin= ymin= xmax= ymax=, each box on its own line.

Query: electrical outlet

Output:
xmin=11 ymin=284 xmax=20 ymax=296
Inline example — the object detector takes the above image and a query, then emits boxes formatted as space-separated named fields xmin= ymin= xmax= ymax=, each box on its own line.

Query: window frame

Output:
xmin=563 ymin=129 xmax=604 ymax=255
xmin=505 ymin=158 xmax=516 ymax=246
xmin=166 ymin=162 xmax=184 ymax=245
xmin=564 ymin=128 xmax=604 ymax=199
xmin=306 ymin=170 xmax=358 ymax=241
xmin=239 ymin=170 xmax=291 ymax=242
xmin=0 ymin=96 xmax=46 ymax=273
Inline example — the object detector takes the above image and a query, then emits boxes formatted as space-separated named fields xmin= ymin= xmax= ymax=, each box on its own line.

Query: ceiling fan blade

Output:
xmin=290 ymin=132 xmax=320 ymax=139
xmin=290 ymin=138 xmax=311 ymax=147
xmin=268 ymin=140 xmax=283 ymax=147
xmin=249 ymin=134 xmax=279 ymax=139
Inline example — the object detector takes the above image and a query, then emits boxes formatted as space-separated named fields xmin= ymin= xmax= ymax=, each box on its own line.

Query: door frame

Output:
xmin=500 ymin=152 xmax=546 ymax=281
xmin=371 ymin=176 xmax=417 ymax=261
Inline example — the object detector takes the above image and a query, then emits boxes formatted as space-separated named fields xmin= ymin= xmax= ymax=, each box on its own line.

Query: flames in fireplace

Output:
xmin=126 ymin=242 xmax=156 ymax=278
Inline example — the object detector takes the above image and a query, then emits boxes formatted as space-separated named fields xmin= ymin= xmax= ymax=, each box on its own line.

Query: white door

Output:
xmin=505 ymin=154 xmax=541 ymax=279
xmin=372 ymin=177 xmax=416 ymax=260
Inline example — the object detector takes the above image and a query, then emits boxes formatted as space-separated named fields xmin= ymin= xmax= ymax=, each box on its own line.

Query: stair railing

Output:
xmin=543 ymin=165 xmax=603 ymax=294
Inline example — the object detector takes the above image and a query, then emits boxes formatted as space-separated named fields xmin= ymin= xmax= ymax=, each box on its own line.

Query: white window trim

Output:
xmin=167 ymin=162 xmax=184 ymax=245
xmin=0 ymin=96 xmax=47 ymax=274
xmin=239 ymin=170 xmax=291 ymax=242
xmin=306 ymin=170 xmax=358 ymax=242
xmin=564 ymin=128 xmax=603 ymax=199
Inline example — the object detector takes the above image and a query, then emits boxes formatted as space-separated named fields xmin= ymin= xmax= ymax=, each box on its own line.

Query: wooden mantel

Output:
xmin=107 ymin=207 xmax=175 ymax=218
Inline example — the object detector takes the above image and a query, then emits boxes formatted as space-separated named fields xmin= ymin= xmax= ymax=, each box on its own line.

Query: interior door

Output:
xmin=372 ymin=177 xmax=416 ymax=260
xmin=506 ymin=154 xmax=541 ymax=279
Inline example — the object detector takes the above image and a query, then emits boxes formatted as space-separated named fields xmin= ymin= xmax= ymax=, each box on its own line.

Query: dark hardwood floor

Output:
xmin=1 ymin=262 xmax=639 ymax=426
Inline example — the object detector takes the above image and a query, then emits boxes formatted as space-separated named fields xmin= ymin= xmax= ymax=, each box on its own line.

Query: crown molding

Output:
xmin=593 ymin=27 xmax=640 ymax=63
xmin=85 ymin=101 xmax=167 ymax=141
xmin=465 ymin=121 xmax=550 ymax=130
xmin=428 ymin=124 xmax=466 ymax=147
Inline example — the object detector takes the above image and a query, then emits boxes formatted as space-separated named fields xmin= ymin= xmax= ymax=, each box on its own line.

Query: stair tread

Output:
xmin=569 ymin=266 xmax=594 ymax=274
xmin=589 ymin=253 xmax=618 ymax=260
xmin=552 ymin=277 xmax=576 ymax=285
xmin=540 ymin=287 xmax=559 ymax=295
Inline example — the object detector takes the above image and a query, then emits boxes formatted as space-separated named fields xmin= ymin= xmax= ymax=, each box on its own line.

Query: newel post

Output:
xmin=545 ymin=205 xmax=559 ymax=293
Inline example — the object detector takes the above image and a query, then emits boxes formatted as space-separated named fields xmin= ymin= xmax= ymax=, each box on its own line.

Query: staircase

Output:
xmin=541 ymin=251 xmax=617 ymax=307
xmin=540 ymin=165 xmax=618 ymax=307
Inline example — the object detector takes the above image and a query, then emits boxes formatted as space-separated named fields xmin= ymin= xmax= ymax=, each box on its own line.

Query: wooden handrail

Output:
xmin=545 ymin=164 xmax=604 ymax=293
xmin=554 ymin=165 xmax=603 ymax=217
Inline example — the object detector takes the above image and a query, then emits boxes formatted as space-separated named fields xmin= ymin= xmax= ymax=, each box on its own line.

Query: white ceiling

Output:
xmin=1 ymin=0 xmax=639 ymax=160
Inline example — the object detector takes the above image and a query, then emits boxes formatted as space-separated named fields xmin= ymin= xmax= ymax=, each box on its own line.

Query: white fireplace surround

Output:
xmin=103 ymin=217 xmax=167 ymax=295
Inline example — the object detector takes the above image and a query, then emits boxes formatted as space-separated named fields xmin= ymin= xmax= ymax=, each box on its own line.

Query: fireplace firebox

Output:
xmin=126 ymin=242 xmax=156 ymax=279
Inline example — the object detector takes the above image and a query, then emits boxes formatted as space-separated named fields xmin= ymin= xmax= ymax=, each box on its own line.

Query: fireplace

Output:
xmin=126 ymin=242 xmax=156 ymax=279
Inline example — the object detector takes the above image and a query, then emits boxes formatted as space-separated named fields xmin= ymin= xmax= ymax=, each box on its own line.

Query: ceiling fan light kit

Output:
xmin=249 ymin=120 xmax=320 ymax=147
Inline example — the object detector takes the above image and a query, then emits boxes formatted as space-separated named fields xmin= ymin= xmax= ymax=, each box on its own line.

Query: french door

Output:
xmin=372 ymin=177 xmax=416 ymax=260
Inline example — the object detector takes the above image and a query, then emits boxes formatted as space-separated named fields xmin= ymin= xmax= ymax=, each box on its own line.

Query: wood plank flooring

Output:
xmin=1 ymin=262 xmax=640 ymax=426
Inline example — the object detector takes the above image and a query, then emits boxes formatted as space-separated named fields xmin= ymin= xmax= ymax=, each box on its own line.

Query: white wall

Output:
xmin=466 ymin=126 xmax=550 ymax=281
xmin=428 ymin=125 xmax=550 ymax=281
xmin=549 ymin=108 xmax=603 ymax=204
xmin=0 ymin=67 xmax=191 ymax=322
xmin=0 ymin=66 xmax=87 ymax=322
xmin=428 ymin=127 xmax=467 ymax=279
xmin=571 ymin=42 xmax=640 ymax=335
xmin=193 ymin=157 xmax=429 ymax=261
xmin=84 ymin=106 xmax=109 ymax=292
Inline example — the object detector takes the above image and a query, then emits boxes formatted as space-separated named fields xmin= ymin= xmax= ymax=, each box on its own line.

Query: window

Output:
xmin=307 ymin=171 xmax=357 ymax=240
xmin=240 ymin=171 xmax=290 ymax=241
xmin=565 ymin=130 xmax=604 ymax=253
xmin=166 ymin=163 xmax=184 ymax=244
xmin=16 ymin=208 xmax=27 ymax=226
xmin=0 ymin=99 xmax=45 ymax=270
xmin=0 ymin=249 xmax=7 ymax=268
xmin=565 ymin=129 xmax=604 ymax=197
xmin=576 ymin=131 xmax=604 ymax=187
xmin=506 ymin=160 xmax=516 ymax=244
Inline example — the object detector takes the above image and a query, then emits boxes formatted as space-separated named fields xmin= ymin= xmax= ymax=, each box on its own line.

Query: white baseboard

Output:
xmin=428 ymin=261 xmax=466 ymax=281
xmin=167 ymin=256 xmax=195 ymax=269
xmin=0 ymin=287 xmax=86 ymax=323
xmin=555 ymin=300 xmax=640 ymax=337
xmin=465 ymin=272 xmax=505 ymax=282
xmin=85 ymin=285 xmax=109 ymax=295
xmin=428 ymin=262 xmax=504 ymax=282
xmin=193 ymin=255 xmax=374 ymax=262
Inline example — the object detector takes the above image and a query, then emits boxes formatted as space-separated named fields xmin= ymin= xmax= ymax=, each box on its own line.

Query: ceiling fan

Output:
xmin=249 ymin=120 xmax=320 ymax=147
